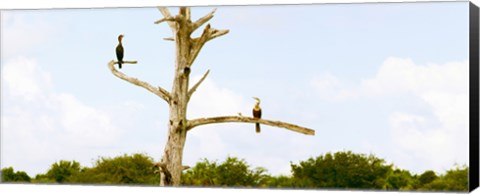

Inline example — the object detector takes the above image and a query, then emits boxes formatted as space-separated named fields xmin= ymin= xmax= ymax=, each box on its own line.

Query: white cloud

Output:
xmin=188 ymin=75 xmax=247 ymax=118
xmin=389 ymin=112 xmax=462 ymax=173
xmin=360 ymin=58 xmax=469 ymax=173
xmin=310 ymin=57 xmax=469 ymax=173
xmin=55 ymin=93 xmax=118 ymax=147
xmin=2 ymin=57 xmax=53 ymax=101
xmin=420 ymin=91 xmax=468 ymax=131
xmin=1 ymin=57 xmax=122 ymax=176
xmin=360 ymin=58 xmax=468 ymax=97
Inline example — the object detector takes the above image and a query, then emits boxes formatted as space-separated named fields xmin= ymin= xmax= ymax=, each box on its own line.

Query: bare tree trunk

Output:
xmin=160 ymin=13 xmax=191 ymax=185
xmin=108 ymin=6 xmax=315 ymax=187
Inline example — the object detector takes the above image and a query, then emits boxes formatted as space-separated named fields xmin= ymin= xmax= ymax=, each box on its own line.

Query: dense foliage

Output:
xmin=290 ymin=151 xmax=392 ymax=189
xmin=73 ymin=153 xmax=158 ymax=184
xmin=181 ymin=157 xmax=269 ymax=187
xmin=44 ymin=160 xmax=81 ymax=183
xmin=29 ymin=153 xmax=159 ymax=185
xmin=1 ymin=167 xmax=31 ymax=182
xmin=420 ymin=165 xmax=468 ymax=192
xmin=0 ymin=151 xmax=468 ymax=192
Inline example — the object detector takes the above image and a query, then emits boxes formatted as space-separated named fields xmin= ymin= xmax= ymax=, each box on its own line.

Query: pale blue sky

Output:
xmin=1 ymin=2 xmax=470 ymax=177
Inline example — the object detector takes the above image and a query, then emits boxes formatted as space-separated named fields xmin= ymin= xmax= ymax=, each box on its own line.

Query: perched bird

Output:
xmin=116 ymin=34 xmax=124 ymax=69
xmin=252 ymin=97 xmax=262 ymax=133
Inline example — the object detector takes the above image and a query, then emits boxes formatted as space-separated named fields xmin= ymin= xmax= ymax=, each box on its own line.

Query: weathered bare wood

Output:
xmin=188 ymin=24 xmax=212 ymax=67
xmin=185 ymin=7 xmax=191 ymax=22
xmin=108 ymin=60 xmax=171 ymax=103
xmin=187 ymin=24 xmax=229 ymax=67
xmin=158 ymin=7 xmax=172 ymax=17
xmin=163 ymin=37 xmax=175 ymax=41
xmin=192 ymin=8 xmax=217 ymax=31
xmin=179 ymin=7 xmax=190 ymax=22
xmin=209 ymin=29 xmax=229 ymax=41
xmin=187 ymin=69 xmax=210 ymax=101
xmin=153 ymin=162 xmax=170 ymax=186
xmin=187 ymin=116 xmax=315 ymax=135
xmin=154 ymin=162 xmax=191 ymax=186
xmin=158 ymin=7 xmax=176 ymax=30
xmin=158 ymin=6 xmax=192 ymax=186
xmin=154 ymin=16 xmax=178 ymax=24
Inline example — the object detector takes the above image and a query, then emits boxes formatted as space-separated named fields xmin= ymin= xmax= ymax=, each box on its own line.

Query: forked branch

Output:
xmin=108 ymin=60 xmax=171 ymax=103
xmin=154 ymin=16 xmax=179 ymax=24
xmin=188 ymin=24 xmax=229 ymax=66
xmin=188 ymin=69 xmax=210 ymax=101
xmin=187 ymin=116 xmax=315 ymax=135
xmin=192 ymin=8 xmax=217 ymax=31
xmin=157 ymin=7 xmax=176 ymax=30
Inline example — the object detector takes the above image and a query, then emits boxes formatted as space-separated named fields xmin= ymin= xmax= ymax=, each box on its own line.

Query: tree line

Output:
xmin=1 ymin=151 xmax=468 ymax=191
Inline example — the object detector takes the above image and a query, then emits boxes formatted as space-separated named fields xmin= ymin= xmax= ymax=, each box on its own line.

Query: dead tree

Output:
xmin=108 ymin=7 xmax=315 ymax=186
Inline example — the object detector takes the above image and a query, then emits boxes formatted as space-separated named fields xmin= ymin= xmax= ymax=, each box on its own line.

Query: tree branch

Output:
xmin=192 ymin=8 xmax=217 ymax=31
xmin=187 ymin=116 xmax=315 ymax=135
xmin=110 ymin=60 xmax=137 ymax=65
xmin=187 ymin=24 xmax=210 ymax=67
xmin=209 ymin=29 xmax=229 ymax=41
xmin=154 ymin=16 xmax=178 ymax=24
xmin=157 ymin=7 xmax=176 ymax=30
xmin=185 ymin=7 xmax=191 ymax=22
xmin=188 ymin=69 xmax=210 ymax=101
xmin=187 ymin=24 xmax=229 ymax=67
xmin=108 ymin=60 xmax=171 ymax=103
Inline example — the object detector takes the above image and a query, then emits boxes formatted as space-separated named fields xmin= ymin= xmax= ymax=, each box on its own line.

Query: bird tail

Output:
xmin=119 ymin=62 xmax=122 ymax=69
xmin=256 ymin=123 xmax=260 ymax=133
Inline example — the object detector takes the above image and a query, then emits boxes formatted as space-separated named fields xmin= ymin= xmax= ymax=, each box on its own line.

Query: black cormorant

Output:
xmin=116 ymin=34 xmax=124 ymax=69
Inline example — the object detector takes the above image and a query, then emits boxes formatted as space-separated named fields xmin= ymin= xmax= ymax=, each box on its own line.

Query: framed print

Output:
xmin=1 ymin=1 xmax=479 ymax=193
